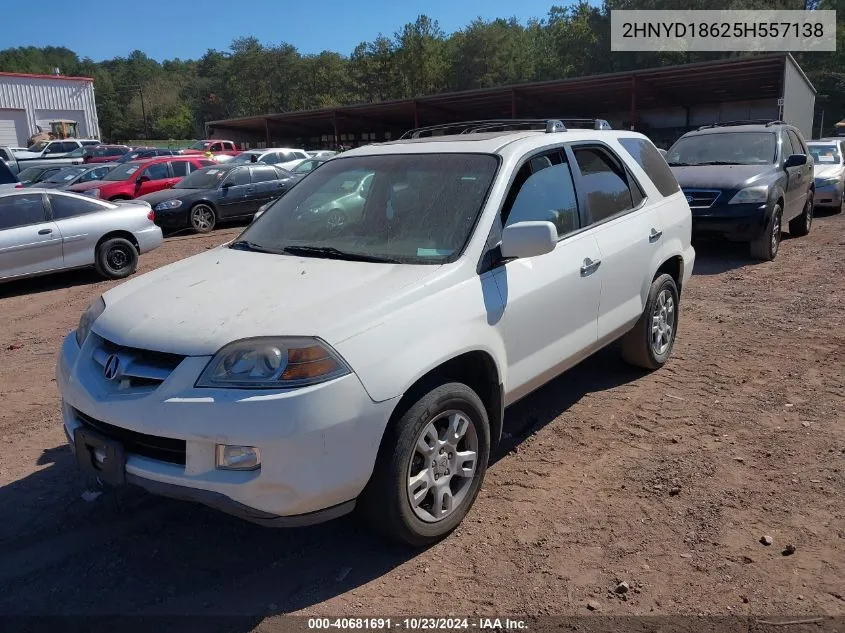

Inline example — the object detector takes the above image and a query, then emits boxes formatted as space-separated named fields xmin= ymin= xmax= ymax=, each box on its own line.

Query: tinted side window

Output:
xmin=787 ymin=130 xmax=807 ymax=155
xmin=618 ymin=137 xmax=680 ymax=197
xmin=0 ymin=194 xmax=46 ymax=229
xmin=782 ymin=132 xmax=796 ymax=158
xmin=224 ymin=168 xmax=250 ymax=186
xmin=251 ymin=166 xmax=279 ymax=183
xmin=60 ymin=142 xmax=78 ymax=153
xmin=169 ymin=161 xmax=190 ymax=177
xmin=262 ymin=152 xmax=280 ymax=164
xmin=502 ymin=152 xmax=580 ymax=238
xmin=143 ymin=162 xmax=170 ymax=180
xmin=49 ymin=194 xmax=104 ymax=220
xmin=572 ymin=147 xmax=636 ymax=223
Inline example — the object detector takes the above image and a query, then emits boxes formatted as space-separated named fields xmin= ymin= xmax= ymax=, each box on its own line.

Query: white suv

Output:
xmin=57 ymin=119 xmax=695 ymax=546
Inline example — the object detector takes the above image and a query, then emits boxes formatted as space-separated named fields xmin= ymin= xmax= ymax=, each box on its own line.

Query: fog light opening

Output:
xmin=215 ymin=445 xmax=261 ymax=471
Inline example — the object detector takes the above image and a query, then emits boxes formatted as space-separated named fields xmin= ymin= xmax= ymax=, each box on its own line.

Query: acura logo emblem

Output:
xmin=103 ymin=354 xmax=122 ymax=381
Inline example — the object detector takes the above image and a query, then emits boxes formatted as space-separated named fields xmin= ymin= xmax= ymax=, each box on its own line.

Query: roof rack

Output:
xmin=697 ymin=119 xmax=785 ymax=131
xmin=400 ymin=118 xmax=612 ymax=139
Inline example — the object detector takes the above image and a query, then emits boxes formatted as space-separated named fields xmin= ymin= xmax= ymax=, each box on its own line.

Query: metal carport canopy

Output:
xmin=207 ymin=53 xmax=791 ymax=141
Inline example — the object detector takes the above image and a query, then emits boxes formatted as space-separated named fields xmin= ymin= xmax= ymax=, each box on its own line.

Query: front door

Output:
xmin=0 ymin=193 xmax=63 ymax=280
xmin=134 ymin=162 xmax=172 ymax=198
xmin=487 ymin=149 xmax=602 ymax=405
xmin=217 ymin=167 xmax=252 ymax=218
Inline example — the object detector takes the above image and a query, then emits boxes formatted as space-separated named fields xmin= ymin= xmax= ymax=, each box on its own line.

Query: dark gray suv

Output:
xmin=666 ymin=120 xmax=814 ymax=261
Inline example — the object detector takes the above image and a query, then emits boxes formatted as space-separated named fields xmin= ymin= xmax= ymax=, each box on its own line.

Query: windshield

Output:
xmin=175 ymin=167 xmax=227 ymax=189
xmin=45 ymin=167 xmax=87 ymax=183
xmin=103 ymin=163 xmax=142 ymax=181
xmin=233 ymin=153 xmax=498 ymax=264
xmin=27 ymin=141 xmax=48 ymax=152
xmin=667 ymin=132 xmax=777 ymax=166
xmin=229 ymin=152 xmax=261 ymax=164
xmin=17 ymin=167 xmax=44 ymax=181
xmin=188 ymin=141 xmax=212 ymax=150
xmin=808 ymin=144 xmax=842 ymax=165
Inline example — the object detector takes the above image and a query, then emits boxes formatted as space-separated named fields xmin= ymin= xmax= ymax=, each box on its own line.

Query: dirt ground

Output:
xmin=0 ymin=212 xmax=843 ymax=627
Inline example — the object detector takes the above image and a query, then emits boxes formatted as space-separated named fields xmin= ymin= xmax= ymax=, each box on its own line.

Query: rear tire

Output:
xmin=621 ymin=273 xmax=679 ymax=371
xmin=95 ymin=237 xmax=138 ymax=280
xmin=750 ymin=204 xmax=782 ymax=261
xmin=788 ymin=191 xmax=813 ymax=237
xmin=359 ymin=382 xmax=490 ymax=547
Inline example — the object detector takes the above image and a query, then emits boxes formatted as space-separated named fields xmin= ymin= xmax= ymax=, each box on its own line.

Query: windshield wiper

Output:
xmin=282 ymin=245 xmax=400 ymax=263
xmin=667 ymin=161 xmax=692 ymax=166
xmin=695 ymin=161 xmax=744 ymax=165
xmin=229 ymin=240 xmax=280 ymax=254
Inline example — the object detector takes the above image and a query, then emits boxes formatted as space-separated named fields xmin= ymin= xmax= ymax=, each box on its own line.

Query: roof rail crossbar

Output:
xmin=400 ymin=118 xmax=612 ymax=139
xmin=697 ymin=119 xmax=785 ymax=131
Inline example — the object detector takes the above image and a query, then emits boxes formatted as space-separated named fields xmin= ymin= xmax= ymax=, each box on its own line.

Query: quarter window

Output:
xmin=618 ymin=137 xmax=680 ymax=197
xmin=501 ymin=151 xmax=580 ymax=238
xmin=49 ymin=194 xmax=105 ymax=220
xmin=0 ymin=194 xmax=46 ymax=230
xmin=571 ymin=146 xmax=638 ymax=224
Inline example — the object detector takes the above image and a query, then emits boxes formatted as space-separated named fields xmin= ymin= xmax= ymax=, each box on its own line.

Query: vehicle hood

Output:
xmin=138 ymin=188 xmax=208 ymax=205
xmin=93 ymin=247 xmax=444 ymax=356
xmin=68 ymin=180 xmax=108 ymax=192
xmin=813 ymin=164 xmax=842 ymax=179
xmin=671 ymin=164 xmax=776 ymax=189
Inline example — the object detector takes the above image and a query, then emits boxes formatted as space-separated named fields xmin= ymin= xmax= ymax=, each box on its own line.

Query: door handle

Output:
xmin=649 ymin=228 xmax=663 ymax=242
xmin=38 ymin=228 xmax=52 ymax=235
xmin=580 ymin=257 xmax=601 ymax=276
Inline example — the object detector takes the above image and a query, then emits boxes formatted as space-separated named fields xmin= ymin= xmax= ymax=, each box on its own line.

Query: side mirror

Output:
xmin=254 ymin=204 xmax=268 ymax=221
xmin=784 ymin=153 xmax=807 ymax=169
xmin=137 ymin=174 xmax=150 ymax=184
xmin=500 ymin=221 xmax=557 ymax=259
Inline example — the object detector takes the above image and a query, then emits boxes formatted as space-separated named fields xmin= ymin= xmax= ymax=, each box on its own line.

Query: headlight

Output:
xmin=84 ymin=188 xmax=100 ymax=198
xmin=815 ymin=177 xmax=839 ymax=187
xmin=154 ymin=199 xmax=182 ymax=210
xmin=196 ymin=337 xmax=351 ymax=389
xmin=75 ymin=296 xmax=105 ymax=347
xmin=728 ymin=186 xmax=769 ymax=204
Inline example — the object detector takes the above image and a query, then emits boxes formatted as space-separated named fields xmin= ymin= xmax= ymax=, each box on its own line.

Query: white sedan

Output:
xmin=808 ymin=140 xmax=845 ymax=212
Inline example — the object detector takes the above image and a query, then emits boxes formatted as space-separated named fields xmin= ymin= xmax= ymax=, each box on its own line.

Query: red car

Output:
xmin=68 ymin=156 xmax=214 ymax=200
xmin=181 ymin=139 xmax=242 ymax=158
xmin=83 ymin=144 xmax=130 ymax=164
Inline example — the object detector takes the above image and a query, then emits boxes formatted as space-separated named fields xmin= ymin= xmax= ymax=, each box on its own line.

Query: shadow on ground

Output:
xmin=0 ymin=349 xmax=642 ymax=625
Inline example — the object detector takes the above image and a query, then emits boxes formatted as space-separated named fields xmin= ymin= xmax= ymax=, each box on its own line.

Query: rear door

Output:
xmin=0 ymin=193 xmax=63 ymax=280
xmin=567 ymin=143 xmax=661 ymax=344
xmin=217 ymin=167 xmax=252 ymax=218
xmin=47 ymin=193 xmax=111 ymax=269
xmin=248 ymin=165 xmax=287 ymax=211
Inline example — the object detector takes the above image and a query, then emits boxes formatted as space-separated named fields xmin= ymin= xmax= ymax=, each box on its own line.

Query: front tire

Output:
xmin=360 ymin=382 xmax=490 ymax=547
xmin=788 ymin=191 xmax=813 ymax=237
xmin=621 ymin=273 xmax=679 ymax=370
xmin=190 ymin=203 xmax=217 ymax=233
xmin=750 ymin=203 xmax=782 ymax=261
xmin=94 ymin=237 xmax=138 ymax=280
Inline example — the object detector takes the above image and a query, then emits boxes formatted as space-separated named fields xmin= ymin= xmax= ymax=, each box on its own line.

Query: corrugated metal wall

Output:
xmin=781 ymin=57 xmax=816 ymax=140
xmin=0 ymin=76 xmax=99 ymax=143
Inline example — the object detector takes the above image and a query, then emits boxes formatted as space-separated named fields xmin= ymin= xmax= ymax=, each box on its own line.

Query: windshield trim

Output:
xmin=233 ymin=151 xmax=502 ymax=266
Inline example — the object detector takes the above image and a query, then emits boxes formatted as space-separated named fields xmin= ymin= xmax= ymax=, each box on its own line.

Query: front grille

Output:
xmin=74 ymin=408 xmax=187 ymax=466
xmin=682 ymin=189 xmax=722 ymax=209
xmin=91 ymin=336 xmax=186 ymax=390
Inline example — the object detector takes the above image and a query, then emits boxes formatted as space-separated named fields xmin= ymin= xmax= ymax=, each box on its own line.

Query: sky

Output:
xmin=0 ymin=0 xmax=599 ymax=63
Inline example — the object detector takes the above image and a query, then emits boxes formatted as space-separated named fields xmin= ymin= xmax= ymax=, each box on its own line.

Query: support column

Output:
xmin=511 ymin=90 xmax=517 ymax=119
xmin=332 ymin=112 xmax=339 ymax=147
xmin=264 ymin=118 xmax=271 ymax=147
xmin=413 ymin=101 xmax=419 ymax=128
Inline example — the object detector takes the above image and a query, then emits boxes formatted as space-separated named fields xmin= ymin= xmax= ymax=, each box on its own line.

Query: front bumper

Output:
xmin=57 ymin=332 xmax=399 ymax=524
xmin=814 ymin=183 xmax=843 ymax=208
xmin=152 ymin=208 xmax=190 ymax=229
xmin=690 ymin=202 xmax=769 ymax=241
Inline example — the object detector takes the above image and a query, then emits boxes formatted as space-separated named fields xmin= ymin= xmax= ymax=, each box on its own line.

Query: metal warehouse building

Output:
xmin=207 ymin=52 xmax=815 ymax=149
xmin=0 ymin=71 xmax=99 ymax=147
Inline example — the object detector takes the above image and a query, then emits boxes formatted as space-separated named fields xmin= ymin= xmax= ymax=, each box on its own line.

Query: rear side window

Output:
xmin=251 ymin=166 xmax=279 ymax=183
xmin=0 ymin=194 xmax=46 ymax=229
xmin=618 ymin=137 xmax=680 ymax=197
xmin=571 ymin=146 xmax=636 ymax=224
xmin=49 ymin=194 xmax=104 ymax=220
xmin=169 ymin=161 xmax=191 ymax=177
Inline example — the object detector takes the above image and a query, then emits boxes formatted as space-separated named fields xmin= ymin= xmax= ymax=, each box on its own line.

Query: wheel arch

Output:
xmin=96 ymin=230 xmax=140 ymax=254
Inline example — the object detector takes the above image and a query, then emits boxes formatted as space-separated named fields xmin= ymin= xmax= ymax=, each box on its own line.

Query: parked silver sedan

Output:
xmin=0 ymin=189 xmax=162 ymax=283
xmin=808 ymin=140 xmax=845 ymax=212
